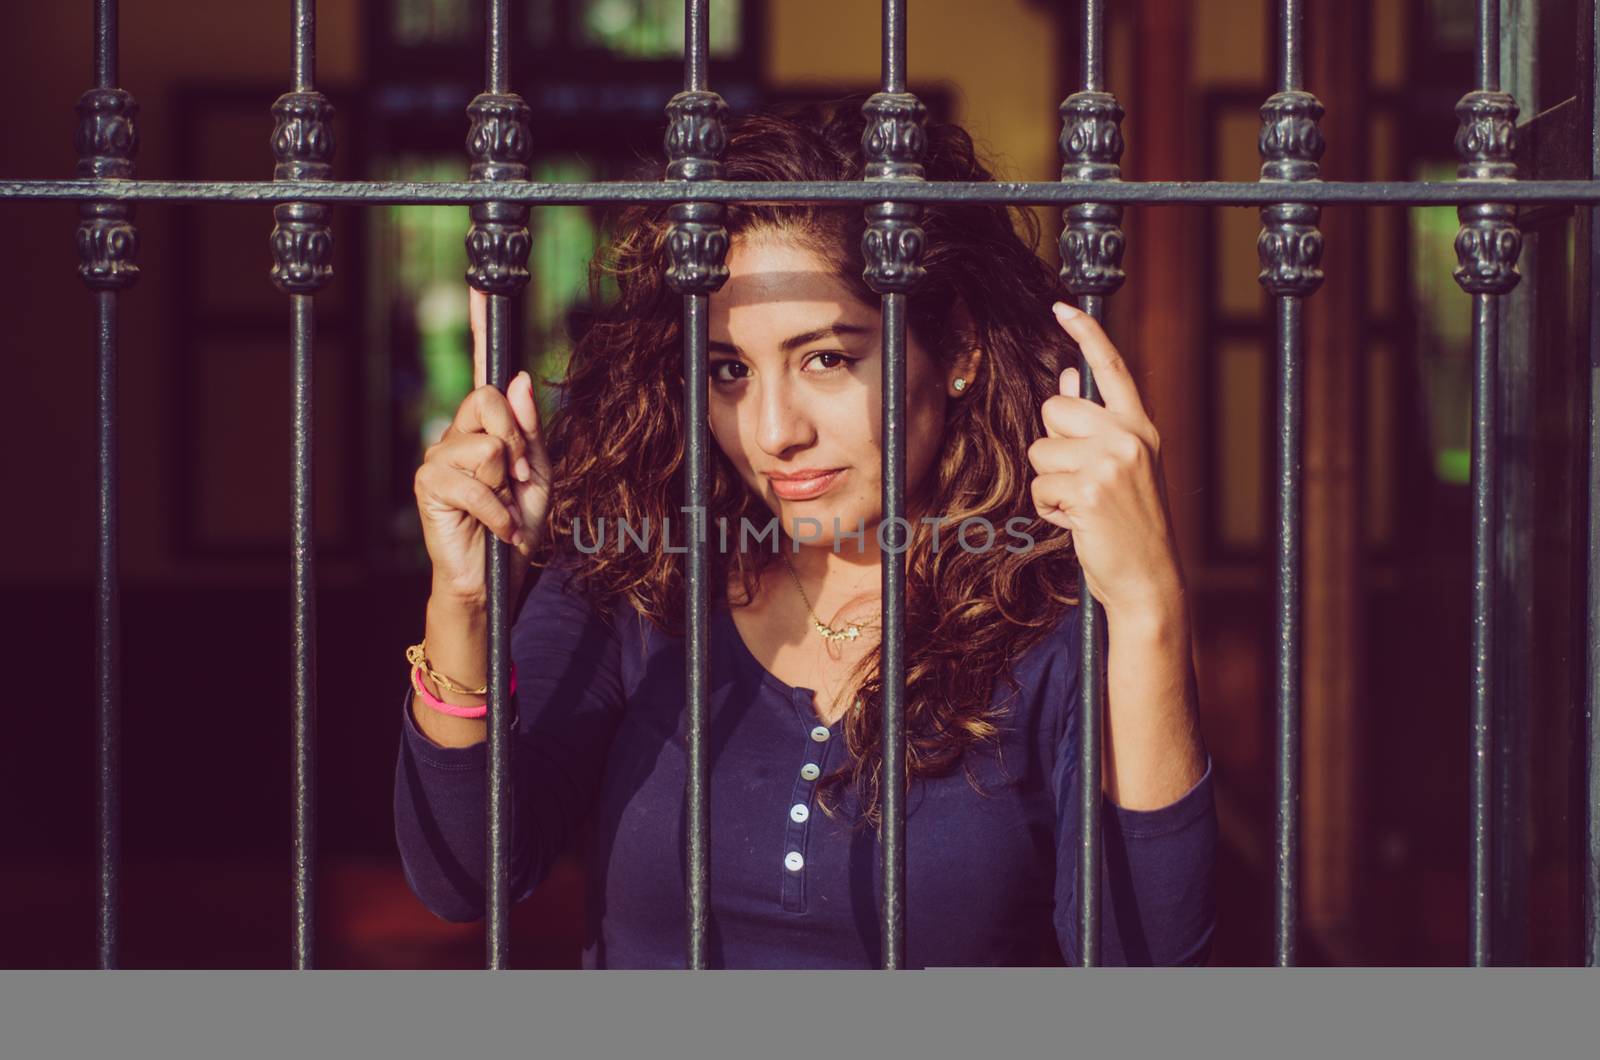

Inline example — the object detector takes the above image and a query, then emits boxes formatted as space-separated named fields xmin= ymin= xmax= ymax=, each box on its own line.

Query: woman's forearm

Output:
xmin=1100 ymin=592 xmax=1208 ymax=810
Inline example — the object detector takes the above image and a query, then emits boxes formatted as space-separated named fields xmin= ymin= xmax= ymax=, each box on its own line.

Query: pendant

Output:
xmin=812 ymin=617 xmax=861 ymax=642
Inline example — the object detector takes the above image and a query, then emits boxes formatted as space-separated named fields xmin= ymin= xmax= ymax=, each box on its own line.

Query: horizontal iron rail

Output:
xmin=8 ymin=178 xmax=1600 ymax=206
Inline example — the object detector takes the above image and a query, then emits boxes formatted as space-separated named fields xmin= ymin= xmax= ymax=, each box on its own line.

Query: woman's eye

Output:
xmin=808 ymin=351 xmax=851 ymax=371
xmin=710 ymin=360 xmax=748 ymax=383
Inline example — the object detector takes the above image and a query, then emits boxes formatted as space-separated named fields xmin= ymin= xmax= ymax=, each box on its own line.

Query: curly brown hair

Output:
xmin=529 ymin=95 xmax=1083 ymax=830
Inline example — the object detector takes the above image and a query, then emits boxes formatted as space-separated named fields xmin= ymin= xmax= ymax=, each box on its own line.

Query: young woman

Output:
xmin=394 ymin=100 xmax=1215 ymax=968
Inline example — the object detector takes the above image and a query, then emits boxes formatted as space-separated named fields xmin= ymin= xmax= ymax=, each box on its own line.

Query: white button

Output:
xmin=810 ymin=725 xmax=830 ymax=742
xmin=800 ymin=763 xmax=821 ymax=781
xmin=790 ymin=803 xmax=809 ymax=823
xmin=784 ymin=851 xmax=804 ymax=872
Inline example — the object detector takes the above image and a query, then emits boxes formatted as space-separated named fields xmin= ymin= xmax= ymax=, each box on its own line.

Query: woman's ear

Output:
xmin=960 ymin=343 xmax=984 ymax=377
xmin=948 ymin=297 xmax=983 ymax=392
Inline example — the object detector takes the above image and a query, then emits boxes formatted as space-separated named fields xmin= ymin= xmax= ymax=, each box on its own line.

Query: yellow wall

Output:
xmin=767 ymin=0 xmax=1062 ymax=184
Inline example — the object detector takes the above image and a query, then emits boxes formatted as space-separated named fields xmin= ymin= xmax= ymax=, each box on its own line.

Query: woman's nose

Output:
xmin=755 ymin=380 xmax=815 ymax=457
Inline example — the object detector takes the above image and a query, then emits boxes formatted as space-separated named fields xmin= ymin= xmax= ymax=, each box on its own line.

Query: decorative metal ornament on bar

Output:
xmin=663 ymin=0 xmax=730 ymax=971
xmin=466 ymin=0 xmax=533 ymax=971
xmin=1058 ymin=0 xmax=1125 ymax=969
xmin=1451 ymin=0 xmax=1521 ymax=967
xmin=269 ymin=0 xmax=334 ymax=972
xmin=1256 ymin=0 xmax=1324 ymax=970
xmin=76 ymin=0 xmax=138 ymax=972
xmin=860 ymin=0 xmax=925 ymax=971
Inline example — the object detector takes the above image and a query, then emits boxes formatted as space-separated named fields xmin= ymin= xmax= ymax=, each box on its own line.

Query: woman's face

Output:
xmin=705 ymin=233 xmax=957 ymax=555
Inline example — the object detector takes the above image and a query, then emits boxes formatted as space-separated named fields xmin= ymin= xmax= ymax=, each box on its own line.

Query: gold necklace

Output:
xmin=781 ymin=551 xmax=881 ymax=643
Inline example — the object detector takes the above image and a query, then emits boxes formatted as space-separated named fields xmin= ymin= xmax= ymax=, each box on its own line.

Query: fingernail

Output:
xmin=1053 ymin=301 xmax=1082 ymax=321
xmin=511 ymin=530 xmax=525 ymax=548
xmin=515 ymin=456 xmax=531 ymax=482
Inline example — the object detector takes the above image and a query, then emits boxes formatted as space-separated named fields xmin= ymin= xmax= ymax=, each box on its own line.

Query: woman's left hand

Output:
xmin=1028 ymin=301 xmax=1187 ymax=626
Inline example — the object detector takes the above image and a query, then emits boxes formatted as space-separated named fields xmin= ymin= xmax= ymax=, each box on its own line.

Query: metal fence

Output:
xmin=5 ymin=0 xmax=1599 ymax=969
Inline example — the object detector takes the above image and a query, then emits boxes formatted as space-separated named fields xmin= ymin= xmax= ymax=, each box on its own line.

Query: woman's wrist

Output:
xmin=422 ymin=590 xmax=490 ymax=705
xmin=411 ymin=595 xmax=492 ymax=749
xmin=429 ymin=575 xmax=487 ymax=614
xmin=430 ymin=560 xmax=533 ymax=616
xmin=1102 ymin=575 xmax=1190 ymax=645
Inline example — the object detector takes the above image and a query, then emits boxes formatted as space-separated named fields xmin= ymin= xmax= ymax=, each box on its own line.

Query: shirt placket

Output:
xmin=779 ymin=692 xmax=844 ymax=913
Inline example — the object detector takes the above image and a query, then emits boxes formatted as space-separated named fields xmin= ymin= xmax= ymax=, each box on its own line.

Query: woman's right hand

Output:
xmin=414 ymin=286 xmax=554 ymax=605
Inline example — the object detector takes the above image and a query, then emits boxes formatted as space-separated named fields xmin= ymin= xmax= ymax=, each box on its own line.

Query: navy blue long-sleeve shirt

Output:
xmin=394 ymin=551 xmax=1217 ymax=967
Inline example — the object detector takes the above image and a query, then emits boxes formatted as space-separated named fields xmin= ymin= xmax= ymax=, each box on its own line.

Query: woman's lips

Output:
xmin=768 ymin=468 xmax=845 ymax=500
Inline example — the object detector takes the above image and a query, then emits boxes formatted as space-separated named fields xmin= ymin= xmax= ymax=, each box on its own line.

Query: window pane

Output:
xmin=1408 ymin=160 xmax=1471 ymax=485
xmin=392 ymin=0 xmax=481 ymax=45
xmin=572 ymin=0 xmax=742 ymax=59
xmin=368 ymin=154 xmax=614 ymax=545
xmin=526 ymin=155 xmax=603 ymax=425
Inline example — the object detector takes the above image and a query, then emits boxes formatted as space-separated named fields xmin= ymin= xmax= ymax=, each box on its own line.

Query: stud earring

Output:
xmin=952 ymin=377 xmax=968 ymax=393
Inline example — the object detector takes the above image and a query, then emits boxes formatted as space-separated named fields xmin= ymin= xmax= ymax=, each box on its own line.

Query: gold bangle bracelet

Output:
xmin=405 ymin=641 xmax=489 ymax=697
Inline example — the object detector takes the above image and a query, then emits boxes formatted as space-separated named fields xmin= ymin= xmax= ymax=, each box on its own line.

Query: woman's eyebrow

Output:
xmin=707 ymin=323 xmax=873 ymax=356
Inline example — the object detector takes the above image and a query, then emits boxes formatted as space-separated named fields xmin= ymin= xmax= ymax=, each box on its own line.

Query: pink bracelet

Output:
xmin=410 ymin=662 xmax=517 ymax=719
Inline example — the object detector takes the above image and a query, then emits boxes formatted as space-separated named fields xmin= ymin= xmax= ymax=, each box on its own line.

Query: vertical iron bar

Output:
xmin=1469 ymin=294 xmax=1498 ymax=964
xmin=1059 ymin=0 xmax=1125 ymax=968
xmin=1587 ymin=0 xmax=1600 ymax=969
xmin=1257 ymin=0 xmax=1323 ymax=968
xmin=665 ymin=0 xmax=728 ymax=970
xmin=484 ymin=291 xmax=513 ymax=970
xmin=1076 ymin=301 xmax=1107 ymax=969
xmin=685 ymin=0 xmax=708 ymax=92
xmin=1273 ymin=0 xmax=1304 ymax=973
xmin=94 ymin=290 xmax=121 ymax=971
xmin=882 ymin=0 xmax=905 ymax=93
xmin=271 ymin=0 xmax=333 ymax=970
xmin=1082 ymin=0 xmax=1103 ymax=93
xmin=78 ymin=0 xmax=139 ymax=970
xmin=862 ymin=0 xmax=923 ymax=969
xmin=288 ymin=292 xmax=317 ymax=969
xmin=1477 ymin=0 xmax=1500 ymax=92
xmin=92 ymin=0 xmax=120 ymax=976
xmin=682 ymin=292 xmax=711 ymax=969
xmin=94 ymin=0 xmax=116 ymax=86
xmin=1278 ymin=0 xmax=1301 ymax=95
xmin=288 ymin=0 xmax=317 ymax=973
xmin=486 ymin=0 xmax=508 ymax=95
xmin=291 ymin=0 xmax=314 ymax=92
xmin=880 ymin=288 xmax=909 ymax=968
xmin=1272 ymin=292 xmax=1304 ymax=967
xmin=1453 ymin=0 xmax=1520 ymax=967
xmin=466 ymin=0 xmax=531 ymax=970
